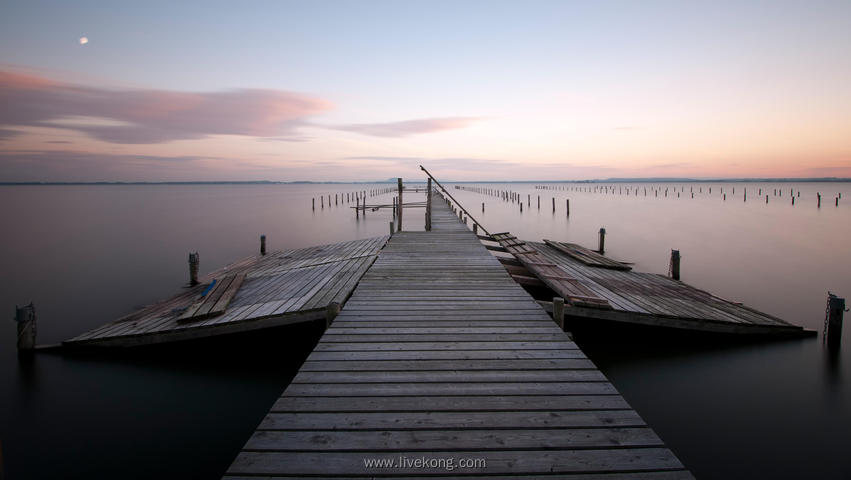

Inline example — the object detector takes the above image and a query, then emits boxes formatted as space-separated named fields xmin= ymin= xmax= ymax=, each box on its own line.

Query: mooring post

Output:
xmin=188 ymin=252 xmax=200 ymax=286
xmin=670 ymin=249 xmax=681 ymax=280
xmin=312 ymin=198 xmax=315 ymax=210
xmin=552 ymin=197 xmax=555 ymax=212
xmin=356 ymin=197 xmax=360 ymax=218
xmin=818 ymin=193 xmax=821 ymax=208
xmin=553 ymin=297 xmax=565 ymax=331
xmin=389 ymin=221 xmax=394 ymax=236
xmin=260 ymin=235 xmax=266 ymax=255
xmin=397 ymin=177 xmax=403 ymax=232
xmin=426 ymin=177 xmax=432 ymax=231
xmin=566 ymin=199 xmax=570 ymax=217
xmin=15 ymin=303 xmax=37 ymax=353
xmin=598 ymin=228 xmax=606 ymax=254
xmin=325 ymin=302 xmax=341 ymax=329
xmin=473 ymin=223 xmax=478 ymax=235
xmin=825 ymin=293 xmax=845 ymax=351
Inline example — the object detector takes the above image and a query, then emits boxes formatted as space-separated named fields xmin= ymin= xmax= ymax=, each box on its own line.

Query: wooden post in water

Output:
xmin=552 ymin=197 xmax=555 ymax=212
xmin=473 ymin=223 xmax=478 ymax=235
xmin=397 ymin=177 xmax=403 ymax=232
xmin=818 ymin=193 xmax=821 ymax=208
xmin=260 ymin=235 xmax=266 ymax=255
xmin=482 ymin=202 xmax=485 ymax=213
xmin=825 ymin=293 xmax=844 ymax=351
xmin=598 ymin=228 xmax=606 ymax=254
xmin=670 ymin=250 xmax=681 ymax=280
xmin=15 ymin=303 xmax=36 ymax=353
xmin=325 ymin=302 xmax=341 ymax=329
xmin=312 ymin=198 xmax=315 ymax=210
xmin=356 ymin=197 xmax=360 ymax=218
xmin=188 ymin=252 xmax=200 ymax=286
xmin=389 ymin=221 xmax=394 ymax=236
xmin=538 ymin=195 xmax=540 ymax=209
xmin=553 ymin=297 xmax=565 ymax=331
xmin=566 ymin=199 xmax=570 ymax=217
xmin=426 ymin=177 xmax=432 ymax=231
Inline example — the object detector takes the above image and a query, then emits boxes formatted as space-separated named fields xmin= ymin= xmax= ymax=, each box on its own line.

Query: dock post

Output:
xmin=312 ymin=198 xmax=315 ymax=210
xmin=670 ymin=249 xmax=681 ymax=280
xmin=325 ymin=302 xmax=341 ymax=329
xmin=552 ymin=197 xmax=555 ymax=212
xmin=389 ymin=221 xmax=394 ymax=236
xmin=473 ymin=223 xmax=478 ymax=235
xmin=598 ymin=228 xmax=606 ymax=254
xmin=397 ymin=177 xmax=403 ymax=232
xmin=260 ymin=235 xmax=266 ymax=255
xmin=818 ymin=193 xmax=821 ymax=208
xmin=426 ymin=177 xmax=432 ymax=231
xmin=356 ymin=197 xmax=360 ymax=218
xmin=566 ymin=199 xmax=570 ymax=217
xmin=188 ymin=252 xmax=200 ymax=286
xmin=15 ymin=303 xmax=37 ymax=353
xmin=553 ymin=297 xmax=565 ymax=331
xmin=482 ymin=202 xmax=485 ymax=212
xmin=825 ymin=293 xmax=845 ymax=351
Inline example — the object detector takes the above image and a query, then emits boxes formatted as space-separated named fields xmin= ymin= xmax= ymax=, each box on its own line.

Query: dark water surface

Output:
xmin=1 ymin=183 xmax=850 ymax=479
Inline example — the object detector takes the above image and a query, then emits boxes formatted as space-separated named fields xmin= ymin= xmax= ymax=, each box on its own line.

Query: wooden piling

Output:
xmin=566 ymin=199 xmax=570 ymax=216
xmin=260 ymin=235 xmax=266 ymax=255
xmin=818 ymin=193 xmax=821 ymax=208
xmin=312 ymin=198 xmax=315 ymax=210
xmin=670 ymin=250 xmax=681 ymax=280
xmin=598 ymin=228 xmax=606 ymax=254
xmin=188 ymin=252 xmax=200 ymax=286
xmin=389 ymin=221 xmax=394 ymax=236
xmin=553 ymin=297 xmax=565 ymax=331
xmin=552 ymin=197 xmax=555 ymax=212
xmin=15 ymin=303 xmax=36 ymax=353
xmin=473 ymin=223 xmax=478 ymax=235
xmin=826 ymin=293 xmax=844 ymax=351
xmin=482 ymin=202 xmax=485 ymax=213
xmin=397 ymin=178 xmax=403 ymax=232
xmin=426 ymin=178 xmax=432 ymax=231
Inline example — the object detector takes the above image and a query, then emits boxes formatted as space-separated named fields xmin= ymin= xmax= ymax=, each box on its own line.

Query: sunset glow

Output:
xmin=1 ymin=1 xmax=850 ymax=181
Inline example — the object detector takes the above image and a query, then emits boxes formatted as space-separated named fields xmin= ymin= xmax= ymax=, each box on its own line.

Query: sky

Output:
xmin=1 ymin=0 xmax=850 ymax=181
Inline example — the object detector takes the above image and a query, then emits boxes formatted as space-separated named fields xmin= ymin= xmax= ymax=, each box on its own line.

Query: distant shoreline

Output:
xmin=1 ymin=177 xmax=849 ymax=185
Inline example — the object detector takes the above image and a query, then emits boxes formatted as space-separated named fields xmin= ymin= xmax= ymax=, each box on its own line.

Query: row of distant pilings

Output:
xmin=457 ymin=184 xmax=842 ymax=208
xmin=311 ymin=188 xmax=395 ymax=211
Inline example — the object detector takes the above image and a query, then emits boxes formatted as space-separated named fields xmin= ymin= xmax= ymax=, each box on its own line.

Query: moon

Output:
xmin=79 ymin=37 xmax=88 ymax=45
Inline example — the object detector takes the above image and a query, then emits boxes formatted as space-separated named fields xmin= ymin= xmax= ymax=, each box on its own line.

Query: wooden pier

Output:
xmin=64 ymin=236 xmax=388 ymax=347
xmin=224 ymin=197 xmax=691 ymax=478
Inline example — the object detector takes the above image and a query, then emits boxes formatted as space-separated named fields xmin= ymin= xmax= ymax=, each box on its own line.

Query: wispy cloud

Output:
xmin=0 ymin=149 xmax=212 ymax=181
xmin=343 ymin=155 xmax=515 ymax=170
xmin=0 ymin=128 xmax=19 ymax=141
xmin=0 ymin=70 xmax=332 ymax=144
xmin=333 ymin=117 xmax=483 ymax=137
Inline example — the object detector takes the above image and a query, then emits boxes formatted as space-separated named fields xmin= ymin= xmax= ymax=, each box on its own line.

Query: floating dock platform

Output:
xmin=64 ymin=236 xmax=388 ymax=347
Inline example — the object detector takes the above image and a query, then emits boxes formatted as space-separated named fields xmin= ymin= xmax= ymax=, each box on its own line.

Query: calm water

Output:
xmin=1 ymin=182 xmax=850 ymax=479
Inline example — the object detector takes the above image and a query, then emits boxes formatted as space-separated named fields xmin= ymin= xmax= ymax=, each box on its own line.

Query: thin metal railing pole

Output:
xmin=419 ymin=165 xmax=492 ymax=237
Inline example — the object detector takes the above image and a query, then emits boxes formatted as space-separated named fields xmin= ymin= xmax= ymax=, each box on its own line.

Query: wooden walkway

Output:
xmin=64 ymin=236 xmax=388 ymax=347
xmin=225 ymin=197 xmax=691 ymax=478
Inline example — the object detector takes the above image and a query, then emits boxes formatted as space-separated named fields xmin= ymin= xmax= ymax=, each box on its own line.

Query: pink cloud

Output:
xmin=334 ymin=117 xmax=483 ymax=137
xmin=0 ymin=70 xmax=333 ymax=144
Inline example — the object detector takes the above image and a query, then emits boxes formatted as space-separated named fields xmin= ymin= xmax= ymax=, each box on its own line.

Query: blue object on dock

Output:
xmin=200 ymin=279 xmax=217 ymax=297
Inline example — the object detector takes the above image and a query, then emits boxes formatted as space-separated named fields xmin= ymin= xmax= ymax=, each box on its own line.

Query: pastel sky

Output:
xmin=1 ymin=0 xmax=850 ymax=181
